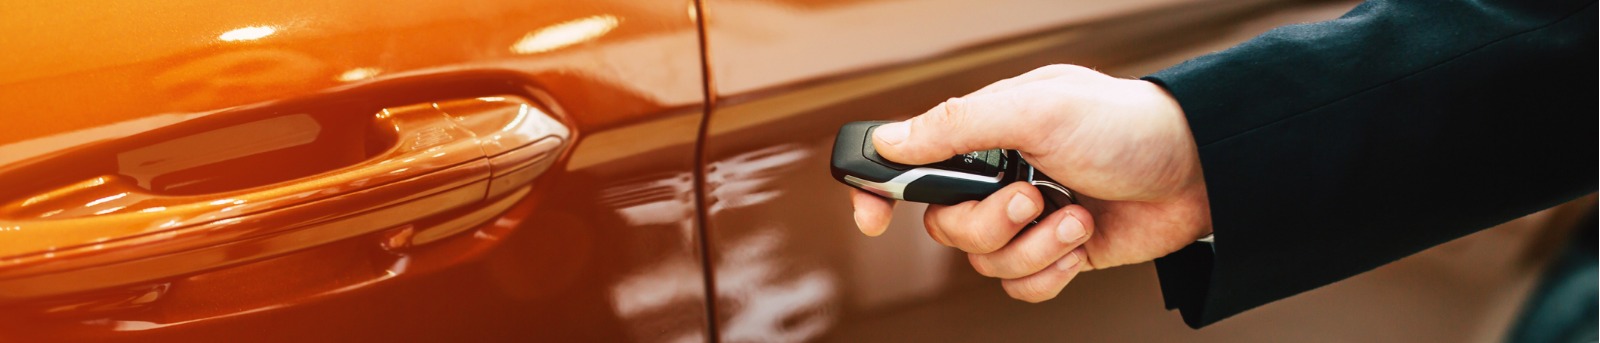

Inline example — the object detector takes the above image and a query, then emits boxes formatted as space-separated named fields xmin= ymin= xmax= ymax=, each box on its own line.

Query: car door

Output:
xmin=693 ymin=0 xmax=1264 ymax=340
xmin=696 ymin=0 xmax=1568 ymax=341
xmin=0 ymin=1 xmax=711 ymax=341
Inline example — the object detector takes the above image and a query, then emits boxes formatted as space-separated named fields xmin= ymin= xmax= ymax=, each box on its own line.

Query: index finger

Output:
xmin=870 ymin=90 xmax=1058 ymax=166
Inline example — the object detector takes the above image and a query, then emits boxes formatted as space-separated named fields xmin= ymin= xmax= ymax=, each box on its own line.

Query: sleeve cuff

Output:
xmin=1154 ymin=239 xmax=1217 ymax=329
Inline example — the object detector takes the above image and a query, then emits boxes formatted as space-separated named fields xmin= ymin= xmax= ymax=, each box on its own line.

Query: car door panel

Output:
xmin=1 ymin=0 xmax=1567 ymax=341
xmin=688 ymin=0 xmax=1414 ymax=339
xmin=696 ymin=0 xmax=1250 ymax=340
xmin=697 ymin=0 xmax=1567 ymax=341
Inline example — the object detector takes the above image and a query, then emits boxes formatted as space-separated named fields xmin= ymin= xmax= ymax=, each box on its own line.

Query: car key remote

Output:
xmin=830 ymin=121 xmax=1075 ymax=221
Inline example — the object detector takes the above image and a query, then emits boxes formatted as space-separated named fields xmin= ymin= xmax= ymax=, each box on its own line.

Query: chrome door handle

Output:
xmin=0 ymin=95 xmax=567 ymax=301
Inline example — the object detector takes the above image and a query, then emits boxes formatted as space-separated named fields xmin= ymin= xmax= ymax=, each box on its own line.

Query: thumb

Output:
xmin=872 ymin=94 xmax=1041 ymax=165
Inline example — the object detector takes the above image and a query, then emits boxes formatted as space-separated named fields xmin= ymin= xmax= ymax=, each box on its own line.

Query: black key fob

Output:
xmin=830 ymin=121 xmax=1075 ymax=221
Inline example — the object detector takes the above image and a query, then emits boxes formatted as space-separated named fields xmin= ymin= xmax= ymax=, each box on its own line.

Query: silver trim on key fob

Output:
xmin=842 ymin=167 xmax=1006 ymax=199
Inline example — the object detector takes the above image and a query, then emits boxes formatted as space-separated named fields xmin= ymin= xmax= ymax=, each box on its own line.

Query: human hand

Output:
xmin=849 ymin=64 xmax=1213 ymax=302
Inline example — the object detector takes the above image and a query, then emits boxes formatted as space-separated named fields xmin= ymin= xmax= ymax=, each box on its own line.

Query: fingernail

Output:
xmin=1006 ymin=193 xmax=1036 ymax=224
xmin=1055 ymin=250 xmax=1082 ymax=271
xmin=1055 ymin=213 xmax=1085 ymax=243
xmin=874 ymin=122 xmax=909 ymax=145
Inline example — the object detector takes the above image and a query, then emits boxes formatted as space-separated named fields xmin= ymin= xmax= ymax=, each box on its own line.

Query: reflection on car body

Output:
xmin=0 ymin=0 xmax=1573 ymax=341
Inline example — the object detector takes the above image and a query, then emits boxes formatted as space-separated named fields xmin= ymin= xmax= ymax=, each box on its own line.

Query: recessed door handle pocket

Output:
xmin=0 ymin=94 xmax=568 ymax=301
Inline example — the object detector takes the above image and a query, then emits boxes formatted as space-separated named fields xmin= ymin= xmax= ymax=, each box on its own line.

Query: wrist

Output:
xmin=1141 ymin=79 xmax=1213 ymax=239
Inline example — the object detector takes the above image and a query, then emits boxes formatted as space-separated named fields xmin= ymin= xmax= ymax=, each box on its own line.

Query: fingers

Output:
xmin=923 ymin=182 xmax=1043 ymax=254
xmin=1001 ymin=248 xmax=1085 ymax=303
xmin=967 ymin=204 xmax=1094 ymax=279
xmin=850 ymin=188 xmax=895 ymax=237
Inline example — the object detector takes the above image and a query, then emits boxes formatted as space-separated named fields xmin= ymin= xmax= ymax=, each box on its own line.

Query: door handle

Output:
xmin=0 ymin=95 xmax=568 ymax=301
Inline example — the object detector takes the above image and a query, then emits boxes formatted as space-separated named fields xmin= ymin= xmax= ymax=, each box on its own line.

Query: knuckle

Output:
xmin=928 ymin=98 xmax=968 ymax=129
xmin=1012 ymin=247 xmax=1053 ymax=277
xmin=908 ymin=100 xmax=969 ymax=156
xmin=961 ymin=227 xmax=1007 ymax=254
xmin=939 ymin=216 xmax=973 ymax=246
xmin=946 ymin=228 xmax=982 ymax=252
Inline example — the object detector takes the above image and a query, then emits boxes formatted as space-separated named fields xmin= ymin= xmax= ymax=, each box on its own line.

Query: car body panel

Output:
xmin=697 ymin=0 xmax=1569 ymax=341
xmin=0 ymin=0 xmax=710 ymax=341
xmin=697 ymin=0 xmax=1255 ymax=339
xmin=0 ymin=0 xmax=1576 ymax=341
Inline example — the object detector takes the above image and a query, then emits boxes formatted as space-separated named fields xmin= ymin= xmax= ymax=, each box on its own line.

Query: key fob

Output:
xmin=830 ymin=121 xmax=1075 ymax=221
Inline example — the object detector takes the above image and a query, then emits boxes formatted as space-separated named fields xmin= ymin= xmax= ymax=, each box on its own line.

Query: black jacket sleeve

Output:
xmin=1141 ymin=0 xmax=1598 ymax=328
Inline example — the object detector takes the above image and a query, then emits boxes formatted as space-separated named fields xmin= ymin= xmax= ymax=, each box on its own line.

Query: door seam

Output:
xmin=688 ymin=0 xmax=722 ymax=342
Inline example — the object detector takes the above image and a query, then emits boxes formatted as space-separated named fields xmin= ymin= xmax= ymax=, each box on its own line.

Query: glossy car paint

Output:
xmin=0 ymin=0 xmax=1579 ymax=341
xmin=0 ymin=0 xmax=709 ymax=341
xmin=698 ymin=0 xmax=1577 ymax=341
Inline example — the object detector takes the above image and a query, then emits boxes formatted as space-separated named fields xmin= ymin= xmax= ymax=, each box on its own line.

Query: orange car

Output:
xmin=0 ymin=0 xmax=1582 ymax=341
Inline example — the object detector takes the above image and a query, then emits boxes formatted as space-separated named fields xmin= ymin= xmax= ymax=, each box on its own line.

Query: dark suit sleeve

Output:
xmin=1140 ymin=0 xmax=1598 ymax=328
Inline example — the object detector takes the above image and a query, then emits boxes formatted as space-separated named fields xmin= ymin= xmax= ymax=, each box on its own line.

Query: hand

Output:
xmin=850 ymin=64 xmax=1213 ymax=302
